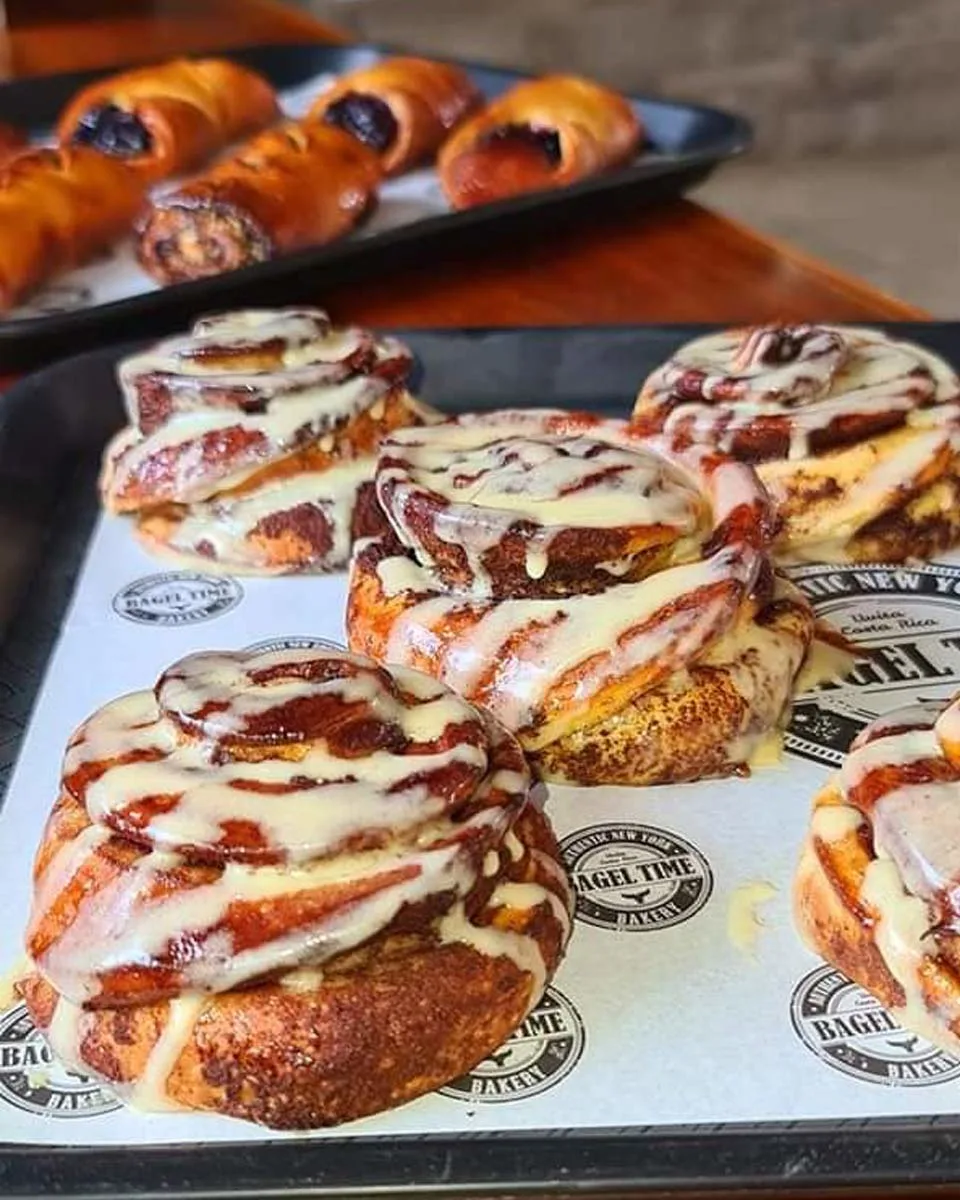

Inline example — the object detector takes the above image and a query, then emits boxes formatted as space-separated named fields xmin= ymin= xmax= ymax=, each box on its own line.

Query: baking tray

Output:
xmin=0 ymin=44 xmax=751 ymax=371
xmin=3 ymin=324 xmax=960 ymax=1199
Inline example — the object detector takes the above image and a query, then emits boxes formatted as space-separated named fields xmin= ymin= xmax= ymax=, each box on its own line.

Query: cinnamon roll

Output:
xmin=347 ymin=409 xmax=817 ymax=786
xmin=633 ymin=324 xmax=960 ymax=564
xmin=795 ymin=694 xmax=960 ymax=1056
xmin=19 ymin=646 xmax=571 ymax=1129
xmin=100 ymin=308 xmax=433 ymax=575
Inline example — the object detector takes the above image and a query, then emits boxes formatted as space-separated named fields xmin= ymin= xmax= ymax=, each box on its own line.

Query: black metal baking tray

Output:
xmin=0 ymin=44 xmax=751 ymax=370
xmin=3 ymin=323 xmax=960 ymax=1199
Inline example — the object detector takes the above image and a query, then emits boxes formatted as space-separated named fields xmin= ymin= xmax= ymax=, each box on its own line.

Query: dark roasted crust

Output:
xmin=20 ymin=806 xmax=567 ymax=1130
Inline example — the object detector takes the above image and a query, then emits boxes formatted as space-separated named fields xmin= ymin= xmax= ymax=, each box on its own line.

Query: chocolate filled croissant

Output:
xmin=18 ymin=646 xmax=571 ymax=1129
xmin=0 ymin=147 xmax=147 ymax=312
xmin=795 ymin=695 xmax=960 ymax=1057
xmin=136 ymin=123 xmax=380 ymax=284
xmin=100 ymin=308 xmax=433 ymax=574
xmin=634 ymin=324 xmax=960 ymax=564
xmin=437 ymin=74 xmax=641 ymax=210
xmin=57 ymin=57 xmax=279 ymax=180
xmin=347 ymin=409 xmax=817 ymax=786
xmin=310 ymin=55 xmax=481 ymax=176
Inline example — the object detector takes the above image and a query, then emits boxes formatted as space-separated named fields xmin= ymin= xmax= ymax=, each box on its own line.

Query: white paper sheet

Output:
xmin=1 ymin=509 xmax=960 ymax=1144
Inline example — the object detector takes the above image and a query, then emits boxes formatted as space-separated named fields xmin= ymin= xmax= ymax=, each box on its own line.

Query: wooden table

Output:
xmin=0 ymin=4 xmax=945 ymax=1200
xmin=0 ymin=0 xmax=925 ymax=331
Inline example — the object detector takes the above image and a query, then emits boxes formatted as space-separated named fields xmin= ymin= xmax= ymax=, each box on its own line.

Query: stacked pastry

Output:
xmin=348 ymin=408 xmax=816 ymax=785
xmin=19 ymin=646 xmax=571 ymax=1128
xmin=795 ymin=695 xmax=960 ymax=1055
xmin=100 ymin=308 xmax=433 ymax=574
xmin=633 ymin=324 xmax=960 ymax=563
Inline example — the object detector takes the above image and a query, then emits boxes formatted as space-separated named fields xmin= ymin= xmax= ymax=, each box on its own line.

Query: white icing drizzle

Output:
xmin=101 ymin=308 xmax=419 ymax=575
xmin=29 ymin=648 xmax=570 ymax=1116
xmin=128 ymin=994 xmax=206 ymax=1113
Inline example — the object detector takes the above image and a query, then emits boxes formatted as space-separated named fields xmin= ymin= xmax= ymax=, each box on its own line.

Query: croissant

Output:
xmin=136 ymin=123 xmax=380 ymax=285
xmin=309 ymin=55 xmax=481 ymax=176
xmin=795 ymin=694 xmax=960 ymax=1057
xmin=437 ymin=74 xmax=642 ymax=210
xmin=18 ymin=646 xmax=571 ymax=1129
xmin=634 ymin=324 xmax=960 ymax=564
xmin=347 ymin=409 xmax=817 ymax=786
xmin=100 ymin=308 xmax=433 ymax=574
xmin=0 ymin=147 xmax=147 ymax=312
xmin=57 ymin=57 xmax=279 ymax=180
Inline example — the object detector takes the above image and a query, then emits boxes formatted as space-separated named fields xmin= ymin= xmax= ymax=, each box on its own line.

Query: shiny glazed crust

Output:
xmin=56 ymin=58 xmax=279 ymax=180
xmin=0 ymin=147 xmax=147 ymax=312
xmin=21 ymin=648 xmax=571 ymax=1129
xmin=347 ymin=409 xmax=815 ymax=785
xmin=794 ymin=701 xmax=960 ymax=1055
xmin=634 ymin=324 xmax=960 ymax=564
xmin=309 ymin=56 xmax=481 ymax=175
xmin=136 ymin=123 xmax=380 ymax=284
xmin=438 ymin=74 xmax=641 ymax=209
xmin=100 ymin=310 xmax=430 ymax=575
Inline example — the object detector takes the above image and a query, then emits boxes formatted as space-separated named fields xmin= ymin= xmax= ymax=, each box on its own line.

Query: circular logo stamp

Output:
xmin=438 ymin=986 xmax=584 ymax=1104
xmin=791 ymin=965 xmax=960 ymax=1086
xmin=786 ymin=562 xmax=960 ymax=768
xmin=0 ymin=1004 xmax=120 ymax=1118
xmin=243 ymin=636 xmax=346 ymax=654
xmin=560 ymin=823 xmax=713 ymax=931
xmin=113 ymin=572 xmax=243 ymax=626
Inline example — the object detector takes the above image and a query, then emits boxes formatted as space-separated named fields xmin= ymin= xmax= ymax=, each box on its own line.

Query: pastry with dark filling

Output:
xmin=100 ymin=308 xmax=434 ymax=574
xmin=634 ymin=324 xmax=960 ymax=563
xmin=19 ymin=645 xmax=571 ymax=1128
xmin=310 ymin=56 xmax=481 ymax=176
xmin=57 ymin=57 xmax=279 ymax=181
xmin=438 ymin=75 xmax=641 ymax=210
xmin=136 ymin=123 xmax=380 ymax=284
xmin=347 ymin=409 xmax=817 ymax=785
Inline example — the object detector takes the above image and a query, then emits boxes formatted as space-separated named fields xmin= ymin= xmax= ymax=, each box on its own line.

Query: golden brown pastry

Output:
xmin=309 ymin=55 xmax=481 ymax=176
xmin=19 ymin=645 xmax=572 ymax=1129
xmin=437 ymin=74 xmax=641 ymax=210
xmin=347 ymin=409 xmax=817 ymax=785
xmin=0 ymin=121 xmax=27 ymax=165
xmin=100 ymin=308 xmax=433 ymax=574
xmin=0 ymin=147 xmax=148 ymax=312
xmin=634 ymin=324 xmax=960 ymax=563
xmin=136 ymin=122 xmax=380 ymax=285
xmin=795 ymin=695 xmax=960 ymax=1056
xmin=57 ymin=57 xmax=279 ymax=181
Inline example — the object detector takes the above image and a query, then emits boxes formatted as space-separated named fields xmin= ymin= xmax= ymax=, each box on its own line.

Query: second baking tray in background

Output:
xmin=0 ymin=43 xmax=751 ymax=369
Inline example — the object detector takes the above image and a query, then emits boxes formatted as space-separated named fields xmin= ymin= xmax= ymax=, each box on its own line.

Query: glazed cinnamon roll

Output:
xmin=347 ymin=409 xmax=817 ymax=786
xmin=100 ymin=308 xmax=433 ymax=574
xmin=19 ymin=646 xmax=571 ymax=1129
xmin=795 ymin=694 xmax=960 ymax=1056
xmin=634 ymin=324 xmax=960 ymax=564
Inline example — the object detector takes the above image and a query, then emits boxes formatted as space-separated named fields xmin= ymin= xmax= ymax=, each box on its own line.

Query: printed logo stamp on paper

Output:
xmin=790 ymin=965 xmax=960 ymax=1087
xmin=438 ymin=986 xmax=584 ymax=1104
xmin=243 ymin=636 xmax=346 ymax=654
xmin=559 ymin=823 xmax=713 ymax=931
xmin=0 ymin=1003 xmax=121 ymax=1118
xmin=786 ymin=562 xmax=960 ymax=768
xmin=113 ymin=572 xmax=243 ymax=626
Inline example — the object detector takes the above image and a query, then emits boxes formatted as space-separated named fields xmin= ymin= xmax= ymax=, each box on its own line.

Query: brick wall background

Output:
xmin=309 ymin=0 xmax=960 ymax=159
